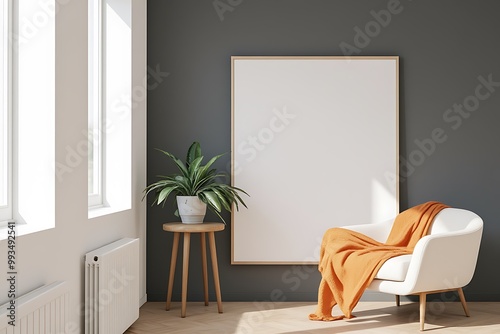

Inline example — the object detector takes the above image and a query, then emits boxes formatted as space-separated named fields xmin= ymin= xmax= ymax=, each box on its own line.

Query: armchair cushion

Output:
xmin=374 ymin=254 xmax=411 ymax=281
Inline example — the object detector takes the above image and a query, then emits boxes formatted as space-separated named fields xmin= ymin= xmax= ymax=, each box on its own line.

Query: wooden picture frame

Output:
xmin=231 ymin=56 xmax=399 ymax=264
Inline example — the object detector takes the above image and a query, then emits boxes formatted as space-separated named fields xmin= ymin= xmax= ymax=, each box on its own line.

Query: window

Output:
xmin=88 ymin=0 xmax=132 ymax=218
xmin=0 ymin=0 xmax=11 ymax=223
xmin=14 ymin=0 xmax=55 ymax=233
xmin=1 ymin=0 xmax=55 ymax=235
xmin=88 ymin=0 xmax=103 ymax=208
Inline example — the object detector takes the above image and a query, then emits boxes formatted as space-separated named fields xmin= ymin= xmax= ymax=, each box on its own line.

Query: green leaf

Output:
xmin=212 ymin=188 xmax=231 ymax=212
xmin=203 ymin=191 xmax=222 ymax=212
xmin=156 ymin=148 xmax=189 ymax=177
xmin=157 ymin=186 xmax=176 ymax=205
xmin=201 ymin=153 xmax=224 ymax=172
xmin=173 ymin=176 xmax=192 ymax=195
xmin=192 ymin=171 xmax=217 ymax=192
xmin=212 ymin=209 xmax=227 ymax=224
xmin=233 ymin=191 xmax=248 ymax=209
xmin=188 ymin=156 xmax=204 ymax=178
xmin=142 ymin=179 xmax=177 ymax=200
xmin=186 ymin=142 xmax=201 ymax=166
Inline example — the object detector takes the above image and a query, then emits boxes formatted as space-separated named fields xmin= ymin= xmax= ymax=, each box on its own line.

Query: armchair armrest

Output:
xmin=403 ymin=226 xmax=483 ymax=294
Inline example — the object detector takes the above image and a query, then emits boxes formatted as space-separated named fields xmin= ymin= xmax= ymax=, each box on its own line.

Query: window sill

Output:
xmin=88 ymin=204 xmax=130 ymax=219
xmin=0 ymin=220 xmax=55 ymax=240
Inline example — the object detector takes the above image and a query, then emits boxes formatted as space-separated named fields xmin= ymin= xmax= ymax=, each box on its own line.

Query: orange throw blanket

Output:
xmin=309 ymin=201 xmax=449 ymax=321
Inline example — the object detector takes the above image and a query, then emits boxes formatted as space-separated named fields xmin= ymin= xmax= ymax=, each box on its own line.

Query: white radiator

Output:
xmin=85 ymin=238 xmax=139 ymax=334
xmin=0 ymin=281 xmax=68 ymax=334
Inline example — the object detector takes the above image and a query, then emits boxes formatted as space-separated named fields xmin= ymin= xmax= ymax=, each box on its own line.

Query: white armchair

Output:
xmin=344 ymin=208 xmax=483 ymax=331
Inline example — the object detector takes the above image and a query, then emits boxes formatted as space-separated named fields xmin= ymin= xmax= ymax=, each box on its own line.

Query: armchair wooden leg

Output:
xmin=457 ymin=288 xmax=470 ymax=317
xmin=395 ymin=295 xmax=400 ymax=307
xmin=419 ymin=293 xmax=426 ymax=331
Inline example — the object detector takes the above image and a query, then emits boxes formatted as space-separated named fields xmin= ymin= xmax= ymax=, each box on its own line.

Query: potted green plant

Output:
xmin=143 ymin=141 xmax=248 ymax=224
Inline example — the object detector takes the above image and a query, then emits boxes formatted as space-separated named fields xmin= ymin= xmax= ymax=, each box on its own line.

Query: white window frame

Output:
xmin=0 ymin=0 xmax=12 ymax=224
xmin=88 ymin=0 xmax=104 ymax=208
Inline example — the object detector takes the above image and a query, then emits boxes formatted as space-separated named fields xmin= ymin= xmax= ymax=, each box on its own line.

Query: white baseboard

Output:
xmin=140 ymin=293 xmax=148 ymax=306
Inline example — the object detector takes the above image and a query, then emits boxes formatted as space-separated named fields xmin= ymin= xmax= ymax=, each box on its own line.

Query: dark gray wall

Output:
xmin=147 ymin=0 xmax=500 ymax=303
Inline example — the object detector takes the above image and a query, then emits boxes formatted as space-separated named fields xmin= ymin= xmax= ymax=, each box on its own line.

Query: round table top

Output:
xmin=163 ymin=222 xmax=225 ymax=233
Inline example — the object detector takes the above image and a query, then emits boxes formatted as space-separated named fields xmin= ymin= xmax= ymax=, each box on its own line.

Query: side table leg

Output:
xmin=166 ymin=232 xmax=180 ymax=311
xmin=208 ymin=232 xmax=223 ymax=313
xmin=181 ymin=232 xmax=191 ymax=318
xmin=201 ymin=232 xmax=209 ymax=306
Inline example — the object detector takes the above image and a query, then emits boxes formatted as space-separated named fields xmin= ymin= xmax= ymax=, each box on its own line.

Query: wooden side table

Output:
xmin=163 ymin=222 xmax=225 ymax=318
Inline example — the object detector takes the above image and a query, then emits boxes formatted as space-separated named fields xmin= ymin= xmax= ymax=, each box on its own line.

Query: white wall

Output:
xmin=0 ymin=0 xmax=147 ymax=331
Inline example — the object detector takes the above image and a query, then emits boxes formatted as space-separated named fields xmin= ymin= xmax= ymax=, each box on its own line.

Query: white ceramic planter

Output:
xmin=177 ymin=196 xmax=207 ymax=224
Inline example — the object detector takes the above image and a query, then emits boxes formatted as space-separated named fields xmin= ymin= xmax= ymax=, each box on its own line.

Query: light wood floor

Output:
xmin=125 ymin=301 xmax=500 ymax=333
